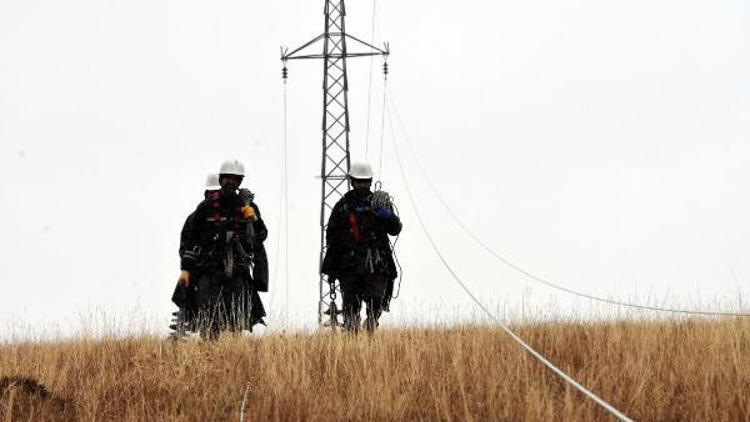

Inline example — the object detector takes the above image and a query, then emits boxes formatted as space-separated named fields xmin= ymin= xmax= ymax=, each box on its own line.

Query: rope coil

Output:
xmin=370 ymin=189 xmax=393 ymax=210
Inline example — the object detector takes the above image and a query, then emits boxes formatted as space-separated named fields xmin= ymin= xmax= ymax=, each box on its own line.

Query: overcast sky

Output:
xmin=1 ymin=0 xmax=748 ymax=340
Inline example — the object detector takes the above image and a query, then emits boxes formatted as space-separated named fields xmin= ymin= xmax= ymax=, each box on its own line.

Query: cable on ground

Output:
xmin=387 ymin=101 xmax=634 ymax=422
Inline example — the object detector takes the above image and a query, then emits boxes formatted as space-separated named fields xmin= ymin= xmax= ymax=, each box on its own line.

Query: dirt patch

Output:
xmin=0 ymin=376 xmax=73 ymax=421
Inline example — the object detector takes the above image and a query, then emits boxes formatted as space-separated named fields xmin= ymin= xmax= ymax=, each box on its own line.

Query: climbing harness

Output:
xmin=223 ymin=231 xmax=255 ymax=279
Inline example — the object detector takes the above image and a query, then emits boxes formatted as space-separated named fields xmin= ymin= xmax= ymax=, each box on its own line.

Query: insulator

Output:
xmin=383 ymin=62 xmax=389 ymax=75
xmin=282 ymin=66 xmax=288 ymax=79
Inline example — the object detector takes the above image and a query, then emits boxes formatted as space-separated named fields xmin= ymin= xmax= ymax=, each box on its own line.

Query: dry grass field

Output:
xmin=1 ymin=318 xmax=749 ymax=421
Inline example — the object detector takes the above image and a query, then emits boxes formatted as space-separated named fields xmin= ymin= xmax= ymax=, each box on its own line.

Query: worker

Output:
xmin=178 ymin=160 xmax=268 ymax=339
xmin=171 ymin=173 xmax=221 ymax=336
xmin=321 ymin=161 xmax=402 ymax=334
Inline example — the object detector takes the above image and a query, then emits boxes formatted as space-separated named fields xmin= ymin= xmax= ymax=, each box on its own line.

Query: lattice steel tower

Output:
xmin=282 ymin=1 xmax=389 ymax=326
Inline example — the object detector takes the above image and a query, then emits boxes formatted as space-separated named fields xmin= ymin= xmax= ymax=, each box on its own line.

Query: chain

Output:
xmin=328 ymin=277 xmax=337 ymax=302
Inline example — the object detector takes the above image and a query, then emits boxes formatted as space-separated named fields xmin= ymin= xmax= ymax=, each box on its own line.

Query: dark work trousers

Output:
xmin=339 ymin=271 xmax=389 ymax=334
xmin=248 ymin=289 xmax=267 ymax=327
xmin=194 ymin=271 xmax=255 ymax=339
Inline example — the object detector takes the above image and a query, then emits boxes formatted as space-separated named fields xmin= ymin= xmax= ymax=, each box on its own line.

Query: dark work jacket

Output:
xmin=178 ymin=212 xmax=197 ymax=258
xmin=172 ymin=211 xmax=198 ymax=309
xmin=180 ymin=191 xmax=269 ymax=291
xmin=321 ymin=189 xmax=402 ymax=280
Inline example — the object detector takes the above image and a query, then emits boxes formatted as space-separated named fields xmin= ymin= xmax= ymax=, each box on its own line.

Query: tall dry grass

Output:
xmin=1 ymin=318 xmax=748 ymax=421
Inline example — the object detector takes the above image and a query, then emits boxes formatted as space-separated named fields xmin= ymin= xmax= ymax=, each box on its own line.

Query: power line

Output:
xmin=386 ymin=88 xmax=750 ymax=318
xmin=387 ymin=101 xmax=634 ymax=422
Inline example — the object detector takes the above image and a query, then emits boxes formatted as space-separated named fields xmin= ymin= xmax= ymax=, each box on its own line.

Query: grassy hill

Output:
xmin=1 ymin=318 xmax=748 ymax=421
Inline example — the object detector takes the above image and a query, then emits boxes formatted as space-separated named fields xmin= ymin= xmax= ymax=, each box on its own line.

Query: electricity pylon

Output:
xmin=282 ymin=1 xmax=389 ymax=326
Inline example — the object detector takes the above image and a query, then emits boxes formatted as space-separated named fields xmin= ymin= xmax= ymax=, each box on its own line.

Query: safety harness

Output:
xmin=346 ymin=193 xmax=391 ymax=275
xmin=202 ymin=192 xmax=256 ymax=278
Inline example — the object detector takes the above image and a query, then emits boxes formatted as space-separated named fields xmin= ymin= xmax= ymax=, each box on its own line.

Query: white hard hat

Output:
xmin=219 ymin=159 xmax=245 ymax=177
xmin=349 ymin=161 xmax=374 ymax=179
xmin=205 ymin=173 xmax=221 ymax=191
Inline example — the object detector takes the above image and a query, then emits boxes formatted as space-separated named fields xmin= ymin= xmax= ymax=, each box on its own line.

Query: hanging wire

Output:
xmin=269 ymin=67 xmax=287 ymax=312
xmin=385 ymin=87 xmax=750 ymax=318
xmin=283 ymin=66 xmax=290 ymax=320
xmin=268 ymin=125 xmax=285 ymax=313
xmin=364 ymin=0 xmax=378 ymax=161
xmin=386 ymin=99 xmax=633 ymax=422
xmin=375 ymin=62 xmax=400 ymax=300
xmin=269 ymin=63 xmax=290 ymax=322
xmin=377 ymin=63 xmax=388 ymax=180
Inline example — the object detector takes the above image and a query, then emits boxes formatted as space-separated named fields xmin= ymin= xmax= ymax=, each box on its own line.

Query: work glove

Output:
xmin=241 ymin=205 xmax=257 ymax=221
xmin=178 ymin=270 xmax=190 ymax=287
xmin=238 ymin=188 xmax=255 ymax=204
xmin=374 ymin=208 xmax=393 ymax=219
